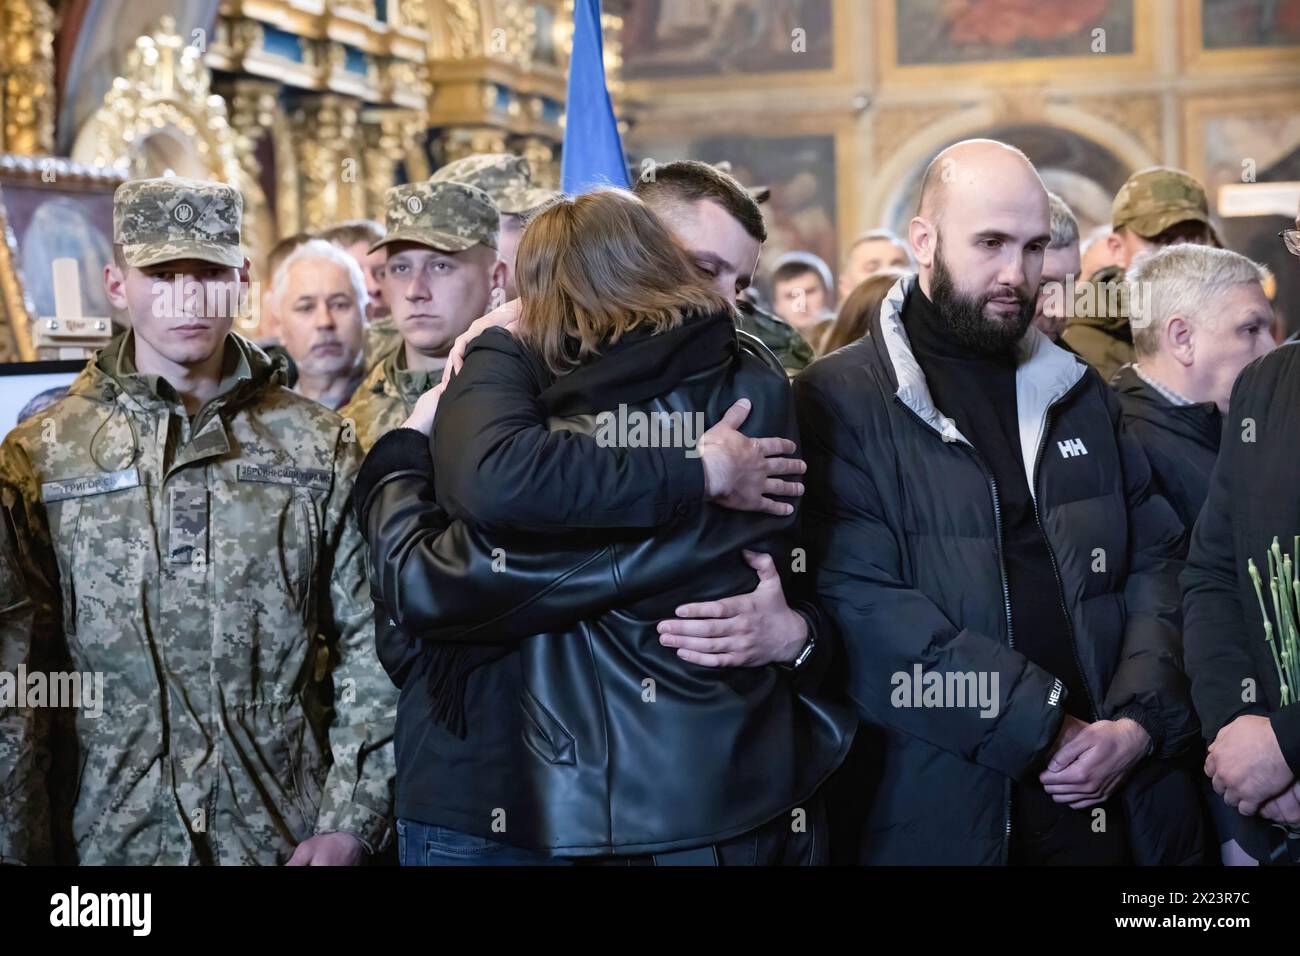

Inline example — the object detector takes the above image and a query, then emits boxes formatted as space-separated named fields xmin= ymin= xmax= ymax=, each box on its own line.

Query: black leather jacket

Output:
xmin=355 ymin=312 xmax=855 ymax=856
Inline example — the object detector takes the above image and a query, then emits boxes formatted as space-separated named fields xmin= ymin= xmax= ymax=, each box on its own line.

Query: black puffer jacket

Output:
xmin=356 ymin=312 xmax=855 ymax=856
xmin=1183 ymin=344 xmax=1300 ymax=766
xmin=1113 ymin=363 xmax=1222 ymax=542
xmin=795 ymin=275 xmax=1204 ymax=865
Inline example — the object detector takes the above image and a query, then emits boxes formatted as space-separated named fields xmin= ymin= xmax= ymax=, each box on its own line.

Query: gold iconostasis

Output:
xmin=1 ymin=0 xmax=1299 ymax=362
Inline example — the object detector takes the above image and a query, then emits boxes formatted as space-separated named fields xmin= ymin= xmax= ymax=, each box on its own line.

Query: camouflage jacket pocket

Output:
xmin=41 ymin=495 xmax=83 ymax=636
xmin=282 ymin=711 xmax=328 ymax=825
xmin=39 ymin=467 xmax=145 ymax=638
xmin=292 ymin=490 xmax=320 ymax=623
xmin=0 ymin=503 xmax=29 ymax=615
xmin=228 ymin=467 xmax=324 ymax=627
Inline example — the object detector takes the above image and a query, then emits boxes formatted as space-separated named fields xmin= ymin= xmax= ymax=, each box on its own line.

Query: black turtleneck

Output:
xmin=904 ymin=285 xmax=1090 ymax=723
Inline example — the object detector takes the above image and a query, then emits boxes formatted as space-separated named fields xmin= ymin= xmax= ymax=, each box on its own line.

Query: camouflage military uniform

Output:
xmin=1063 ymin=166 xmax=1218 ymax=383
xmin=0 ymin=177 xmax=396 ymax=865
xmin=363 ymin=159 xmax=526 ymax=374
xmin=429 ymin=152 xmax=556 ymax=217
xmin=0 ymin=477 xmax=51 ymax=865
xmin=735 ymin=300 xmax=815 ymax=374
xmin=340 ymin=347 xmax=440 ymax=452
xmin=427 ymin=155 xmax=818 ymax=374
xmin=369 ymin=180 xmax=500 ymax=256
xmin=362 ymin=318 xmax=401 ymax=374
xmin=352 ymin=180 xmax=499 ymax=441
xmin=1061 ymin=263 xmax=1134 ymax=383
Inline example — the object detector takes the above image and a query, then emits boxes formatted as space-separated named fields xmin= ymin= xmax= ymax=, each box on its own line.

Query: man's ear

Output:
xmin=234 ymin=257 xmax=259 ymax=334
xmin=1105 ymin=231 xmax=1128 ymax=269
xmin=908 ymin=216 xmax=935 ymax=270
xmin=490 ymin=258 xmax=508 ymax=303
xmin=1167 ymin=315 xmax=1195 ymax=366
xmin=104 ymin=262 xmax=130 ymax=311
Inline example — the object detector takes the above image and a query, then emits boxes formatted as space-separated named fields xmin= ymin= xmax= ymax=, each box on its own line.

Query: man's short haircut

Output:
xmin=1047 ymin=192 xmax=1080 ymax=249
xmin=772 ymin=250 xmax=833 ymax=293
xmin=271 ymin=238 xmax=369 ymax=320
xmin=634 ymin=159 xmax=768 ymax=243
xmin=266 ymin=233 xmax=314 ymax=284
xmin=1127 ymin=244 xmax=1267 ymax=358
xmin=842 ymin=228 xmax=913 ymax=270
xmin=772 ymin=259 xmax=828 ymax=293
xmin=319 ymin=219 xmax=384 ymax=251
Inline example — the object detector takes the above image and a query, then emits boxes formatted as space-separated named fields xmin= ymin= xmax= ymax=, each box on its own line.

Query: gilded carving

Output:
xmin=1 ymin=0 xmax=57 ymax=155
xmin=444 ymin=0 xmax=485 ymax=59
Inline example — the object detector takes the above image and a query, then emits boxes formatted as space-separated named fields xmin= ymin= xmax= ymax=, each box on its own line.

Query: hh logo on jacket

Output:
xmin=1058 ymin=438 xmax=1088 ymax=458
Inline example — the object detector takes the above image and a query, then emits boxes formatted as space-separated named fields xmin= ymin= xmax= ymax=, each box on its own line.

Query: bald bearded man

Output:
xmin=795 ymin=139 xmax=1204 ymax=865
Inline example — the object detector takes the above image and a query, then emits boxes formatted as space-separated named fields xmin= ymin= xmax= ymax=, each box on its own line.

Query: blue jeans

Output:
xmin=397 ymin=798 xmax=827 ymax=866
xmin=397 ymin=819 xmax=571 ymax=867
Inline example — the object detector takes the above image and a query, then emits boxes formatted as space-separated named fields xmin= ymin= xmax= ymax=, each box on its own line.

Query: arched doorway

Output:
xmin=878 ymin=123 xmax=1137 ymax=239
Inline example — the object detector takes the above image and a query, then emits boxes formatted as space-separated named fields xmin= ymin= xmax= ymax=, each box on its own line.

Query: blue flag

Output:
xmin=560 ymin=0 xmax=630 ymax=194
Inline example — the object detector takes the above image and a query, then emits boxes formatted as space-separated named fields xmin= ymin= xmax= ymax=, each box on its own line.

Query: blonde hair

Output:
xmin=514 ymin=188 xmax=731 ymax=375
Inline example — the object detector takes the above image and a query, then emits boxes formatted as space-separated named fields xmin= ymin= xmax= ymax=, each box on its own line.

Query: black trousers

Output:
xmin=1009 ymin=783 xmax=1129 ymax=865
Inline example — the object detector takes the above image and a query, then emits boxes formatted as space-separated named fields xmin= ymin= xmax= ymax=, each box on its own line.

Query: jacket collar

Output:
xmin=362 ymin=346 xmax=441 ymax=409
xmin=69 ymin=329 xmax=283 ymax=415
xmin=874 ymin=274 xmax=1088 ymax=496
xmin=61 ymin=331 xmax=283 ymax=477
xmin=1112 ymin=363 xmax=1222 ymax=451
xmin=1070 ymin=265 xmax=1133 ymax=337
xmin=539 ymin=308 xmax=739 ymax=416
xmin=389 ymin=347 xmax=441 ymax=408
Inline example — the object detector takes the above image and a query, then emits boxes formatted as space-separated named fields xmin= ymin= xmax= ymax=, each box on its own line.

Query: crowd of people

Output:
xmin=0 ymin=136 xmax=1297 ymax=867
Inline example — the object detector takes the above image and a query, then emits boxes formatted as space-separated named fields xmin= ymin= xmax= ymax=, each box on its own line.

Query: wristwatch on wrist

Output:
xmin=782 ymin=630 xmax=817 ymax=671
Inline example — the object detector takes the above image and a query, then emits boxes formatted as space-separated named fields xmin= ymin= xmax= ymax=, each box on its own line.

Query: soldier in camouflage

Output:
xmin=340 ymin=181 xmax=503 ymax=451
xmin=0 ymin=476 xmax=51 ymax=865
xmin=734 ymin=297 xmax=815 ymax=374
xmin=438 ymin=158 xmax=816 ymax=381
xmin=1062 ymin=166 xmax=1220 ymax=382
xmin=430 ymin=152 xmax=557 ymax=301
xmin=0 ymin=176 xmax=397 ymax=865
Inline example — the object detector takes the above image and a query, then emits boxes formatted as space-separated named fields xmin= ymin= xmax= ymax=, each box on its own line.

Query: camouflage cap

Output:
xmin=1112 ymin=166 xmax=1214 ymax=239
xmin=371 ymin=181 xmax=499 ymax=254
xmin=429 ymin=154 xmax=557 ymax=216
xmin=113 ymin=177 xmax=244 ymax=268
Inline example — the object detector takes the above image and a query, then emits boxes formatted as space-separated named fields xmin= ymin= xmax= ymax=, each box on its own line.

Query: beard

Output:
xmin=929 ymin=240 xmax=1034 ymax=356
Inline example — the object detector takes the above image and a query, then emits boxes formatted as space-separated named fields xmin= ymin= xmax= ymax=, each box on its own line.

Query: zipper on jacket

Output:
xmin=892 ymin=396 xmax=1016 ymax=861
xmin=961 ymin=448 xmax=1015 ymax=862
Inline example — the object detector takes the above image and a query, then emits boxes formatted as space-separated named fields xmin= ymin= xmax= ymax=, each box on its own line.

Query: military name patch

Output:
xmin=40 ymin=468 xmax=141 ymax=502
xmin=236 ymin=463 xmax=332 ymax=491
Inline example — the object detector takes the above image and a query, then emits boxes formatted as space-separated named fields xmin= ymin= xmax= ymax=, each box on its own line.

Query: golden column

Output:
xmin=362 ymin=108 xmax=426 ymax=219
xmin=290 ymin=93 xmax=366 ymax=230
xmin=0 ymin=0 xmax=57 ymax=155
